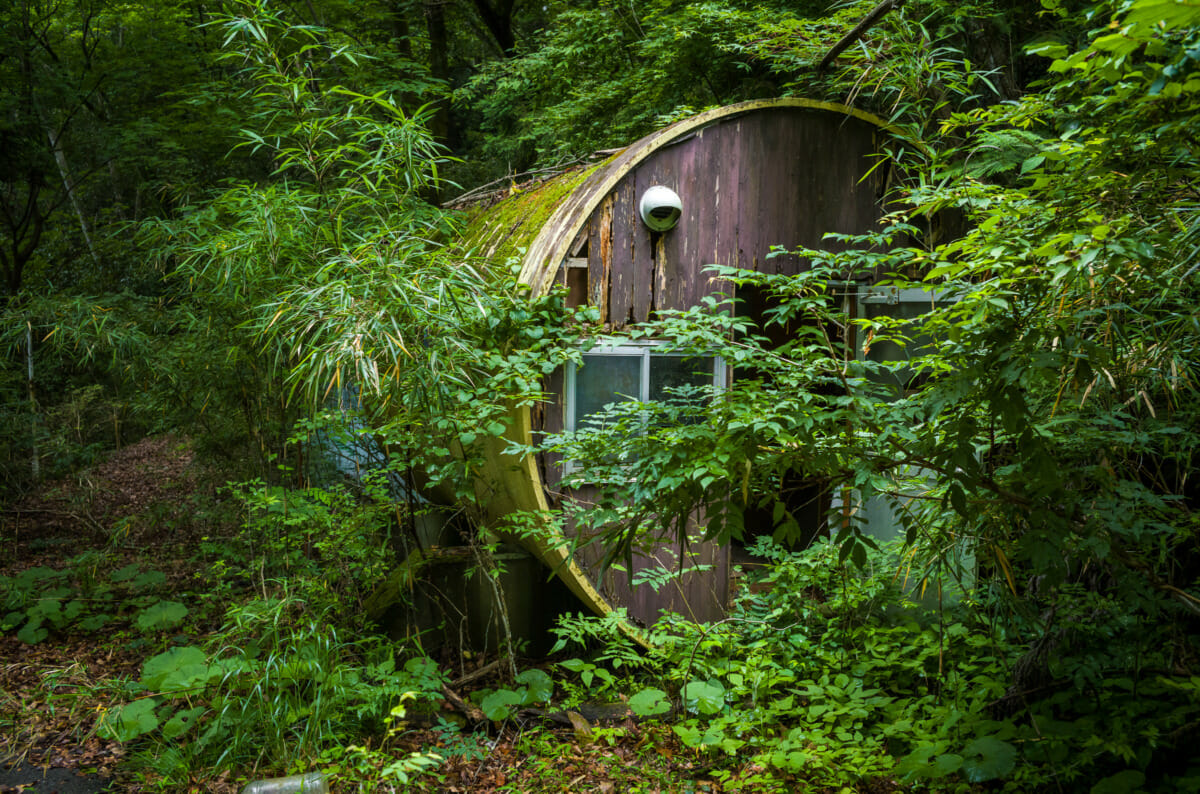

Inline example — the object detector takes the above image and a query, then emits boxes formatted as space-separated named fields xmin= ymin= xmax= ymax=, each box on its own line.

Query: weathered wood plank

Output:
xmin=589 ymin=195 xmax=614 ymax=321
xmin=539 ymin=368 xmax=565 ymax=491
xmin=706 ymin=118 xmax=741 ymax=301
xmin=559 ymin=498 xmax=729 ymax=625
xmin=609 ymin=180 xmax=636 ymax=327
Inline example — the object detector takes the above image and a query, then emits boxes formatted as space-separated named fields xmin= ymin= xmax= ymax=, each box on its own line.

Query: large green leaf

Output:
xmin=1123 ymin=0 xmax=1200 ymax=31
xmin=161 ymin=706 xmax=208 ymax=740
xmin=1091 ymin=770 xmax=1147 ymax=794
xmin=480 ymin=689 xmax=524 ymax=721
xmin=516 ymin=669 xmax=554 ymax=704
xmin=141 ymin=645 xmax=215 ymax=693
xmin=1 ymin=611 xmax=24 ymax=631
xmin=683 ymin=679 xmax=725 ymax=716
xmin=961 ymin=736 xmax=1017 ymax=783
xmin=98 ymin=698 xmax=159 ymax=742
xmin=16 ymin=620 xmax=48 ymax=645
xmin=135 ymin=600 xmax=188 ymax=632
xmin=629 ymin=687 xmax=671 ymax=717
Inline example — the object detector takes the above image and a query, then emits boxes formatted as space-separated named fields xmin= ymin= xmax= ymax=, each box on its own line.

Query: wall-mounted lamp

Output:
xmin=638 ymin=185 xmax=682 ymax=231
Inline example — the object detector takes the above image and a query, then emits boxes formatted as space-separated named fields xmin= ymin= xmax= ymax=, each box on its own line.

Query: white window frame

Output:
xmin=843 ymin=284 xmax=963 ymax=545
xmin=855 ymin=286 xmax=960 ymax=394
xmin=562 ymin=341 xmax=726 ymax=473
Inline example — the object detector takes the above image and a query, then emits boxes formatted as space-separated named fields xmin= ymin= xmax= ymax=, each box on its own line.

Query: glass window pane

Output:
xmin=574 ymin=354 xmax=642 ymax=427
xmin=648 ymin=356 xmax=714 ymax=401
xmin=864 ymin=300 xmax=941 ymax=395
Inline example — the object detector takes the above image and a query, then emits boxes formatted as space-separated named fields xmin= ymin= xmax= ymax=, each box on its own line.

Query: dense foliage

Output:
xmin=544 ymin=1 xmax=1200 ymax=788
xmin=2 ymin=0 xmax=1198 ymax=790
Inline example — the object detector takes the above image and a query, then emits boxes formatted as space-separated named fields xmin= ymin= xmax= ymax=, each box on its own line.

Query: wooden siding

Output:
xmin=586 ymin=107 xmax=893 ymax=328
xmin=527 ymin=104 xmax=901 ymax=625
xmin=410 ymin=100 xmax=916 ymax=631
xmin=517 ymin=99 xmax=904 ymax=298
xmin=564 ymin=492 xmax=730 ymax=626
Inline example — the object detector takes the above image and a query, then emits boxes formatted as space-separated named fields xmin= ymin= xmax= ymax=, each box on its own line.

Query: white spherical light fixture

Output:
xmin=638 ymin=185 xmax=682 ymax=231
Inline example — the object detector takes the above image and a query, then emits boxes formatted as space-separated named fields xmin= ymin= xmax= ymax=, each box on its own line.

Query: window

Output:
xmin=564 ymin=342 xmax=725 ymax=441
xmin=857 ymin=286 xmax=955 ymax=398
xmin=845 ymin=285 xmax=958 ymax=545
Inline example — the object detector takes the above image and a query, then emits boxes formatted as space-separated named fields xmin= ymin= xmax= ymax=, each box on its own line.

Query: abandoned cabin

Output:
xmin=369 ymin=98 xmax=944 ymax=650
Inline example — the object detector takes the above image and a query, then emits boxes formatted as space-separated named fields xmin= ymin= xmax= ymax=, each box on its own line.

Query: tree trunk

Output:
xmin=391 ymin=0 xmax=415 ymax=59
xmin=26 ymin=322 xmax=39 ymax=481
xmin=423 ymin=0 xmax=454 ymax=201
xmin=44 ymin=124 xmax=100 ymax=266
xmin=471 ymin=0 xmax=517 ymax=56
xmin=424 ymin=0 xmax=450 ymax=130
xmin=963 ymin=20 xmax=1023 ymax=102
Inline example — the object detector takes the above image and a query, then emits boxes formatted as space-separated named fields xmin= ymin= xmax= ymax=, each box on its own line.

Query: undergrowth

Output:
xmin=540 ymin=537 xmax=1023 ymax=791
xmin=8 ymin=465 xmax=1200 ymax=792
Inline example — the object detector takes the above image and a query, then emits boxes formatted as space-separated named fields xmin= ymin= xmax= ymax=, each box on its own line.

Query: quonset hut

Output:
xmin=376 ymin=98 xmax=928 ymax=644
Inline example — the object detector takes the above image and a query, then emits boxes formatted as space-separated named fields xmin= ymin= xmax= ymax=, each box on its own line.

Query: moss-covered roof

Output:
xmin=454 ymin=163 xmax=606 ymax=275
xmin=455 ymin=99 xmax=900 ymax=292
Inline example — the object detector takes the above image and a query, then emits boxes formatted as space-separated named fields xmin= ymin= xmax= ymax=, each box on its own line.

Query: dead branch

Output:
xmin=818 ymin=0 xmax=905 ymax=75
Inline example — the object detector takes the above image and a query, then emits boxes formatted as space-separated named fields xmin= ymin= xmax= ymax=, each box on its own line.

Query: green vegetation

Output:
xmin=2 ymin=0 xmax=1198 ymax=791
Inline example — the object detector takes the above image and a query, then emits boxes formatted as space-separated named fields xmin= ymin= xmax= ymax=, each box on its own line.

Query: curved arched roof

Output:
xmin=514 ymin=98 xmax=900 ymax=297
xmin=454 ymin=98 xmax=914 ymax=634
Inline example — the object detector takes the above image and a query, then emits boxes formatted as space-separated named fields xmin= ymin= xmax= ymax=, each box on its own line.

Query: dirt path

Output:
xmin=0 ymin=760 xmax=110 ymax=793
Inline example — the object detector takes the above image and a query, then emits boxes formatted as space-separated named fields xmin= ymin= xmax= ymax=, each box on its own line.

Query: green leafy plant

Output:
xmin=135 ymin=600 xmax=188 ymax=633
xmin=223 ymin=479 xmax=394 ymax=614
xmin=1 ymin=561 xmax=183 ymax=644
xmin=336 ymin=696 xmax=445 ymax=787
xmin=541 ymin=539 xmax=1022 ymax=789
xmin=478 ymin=668 xmax=555 ymax=721
xmin=101 ymin=590 xmax=447 ymax=783
xmin=628 ymin=687 xmax=671 ymax=718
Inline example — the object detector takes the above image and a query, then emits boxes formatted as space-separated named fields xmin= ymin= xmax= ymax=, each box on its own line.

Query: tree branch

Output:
xmin=818 ymin=0 xmax=905 ymax=76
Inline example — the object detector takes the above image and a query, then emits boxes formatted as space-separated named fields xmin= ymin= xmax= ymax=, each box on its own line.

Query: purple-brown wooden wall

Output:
xmin=536 ymin=106 xmax=897 ymax=626
xmin=582 ymin=107 xmax=893 ymax=329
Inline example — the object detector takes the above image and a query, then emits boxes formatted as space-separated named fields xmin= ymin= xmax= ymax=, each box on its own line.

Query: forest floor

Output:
xmin=0 ymin=436 xmax=208 ymax=792
xmin=0 ymin=438 xmax=906 ymax=793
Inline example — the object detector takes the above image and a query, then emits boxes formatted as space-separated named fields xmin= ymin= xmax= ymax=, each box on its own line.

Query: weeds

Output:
xmin=0 ymin=559 xmax=189 ymax=645
xmin=100 ymin=589 xmax=447 ymax=786
xmin=513 ymin=538 xmax=1026 ymax=791
xmin=12 ymin=446 xmax=1196 ymax=792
